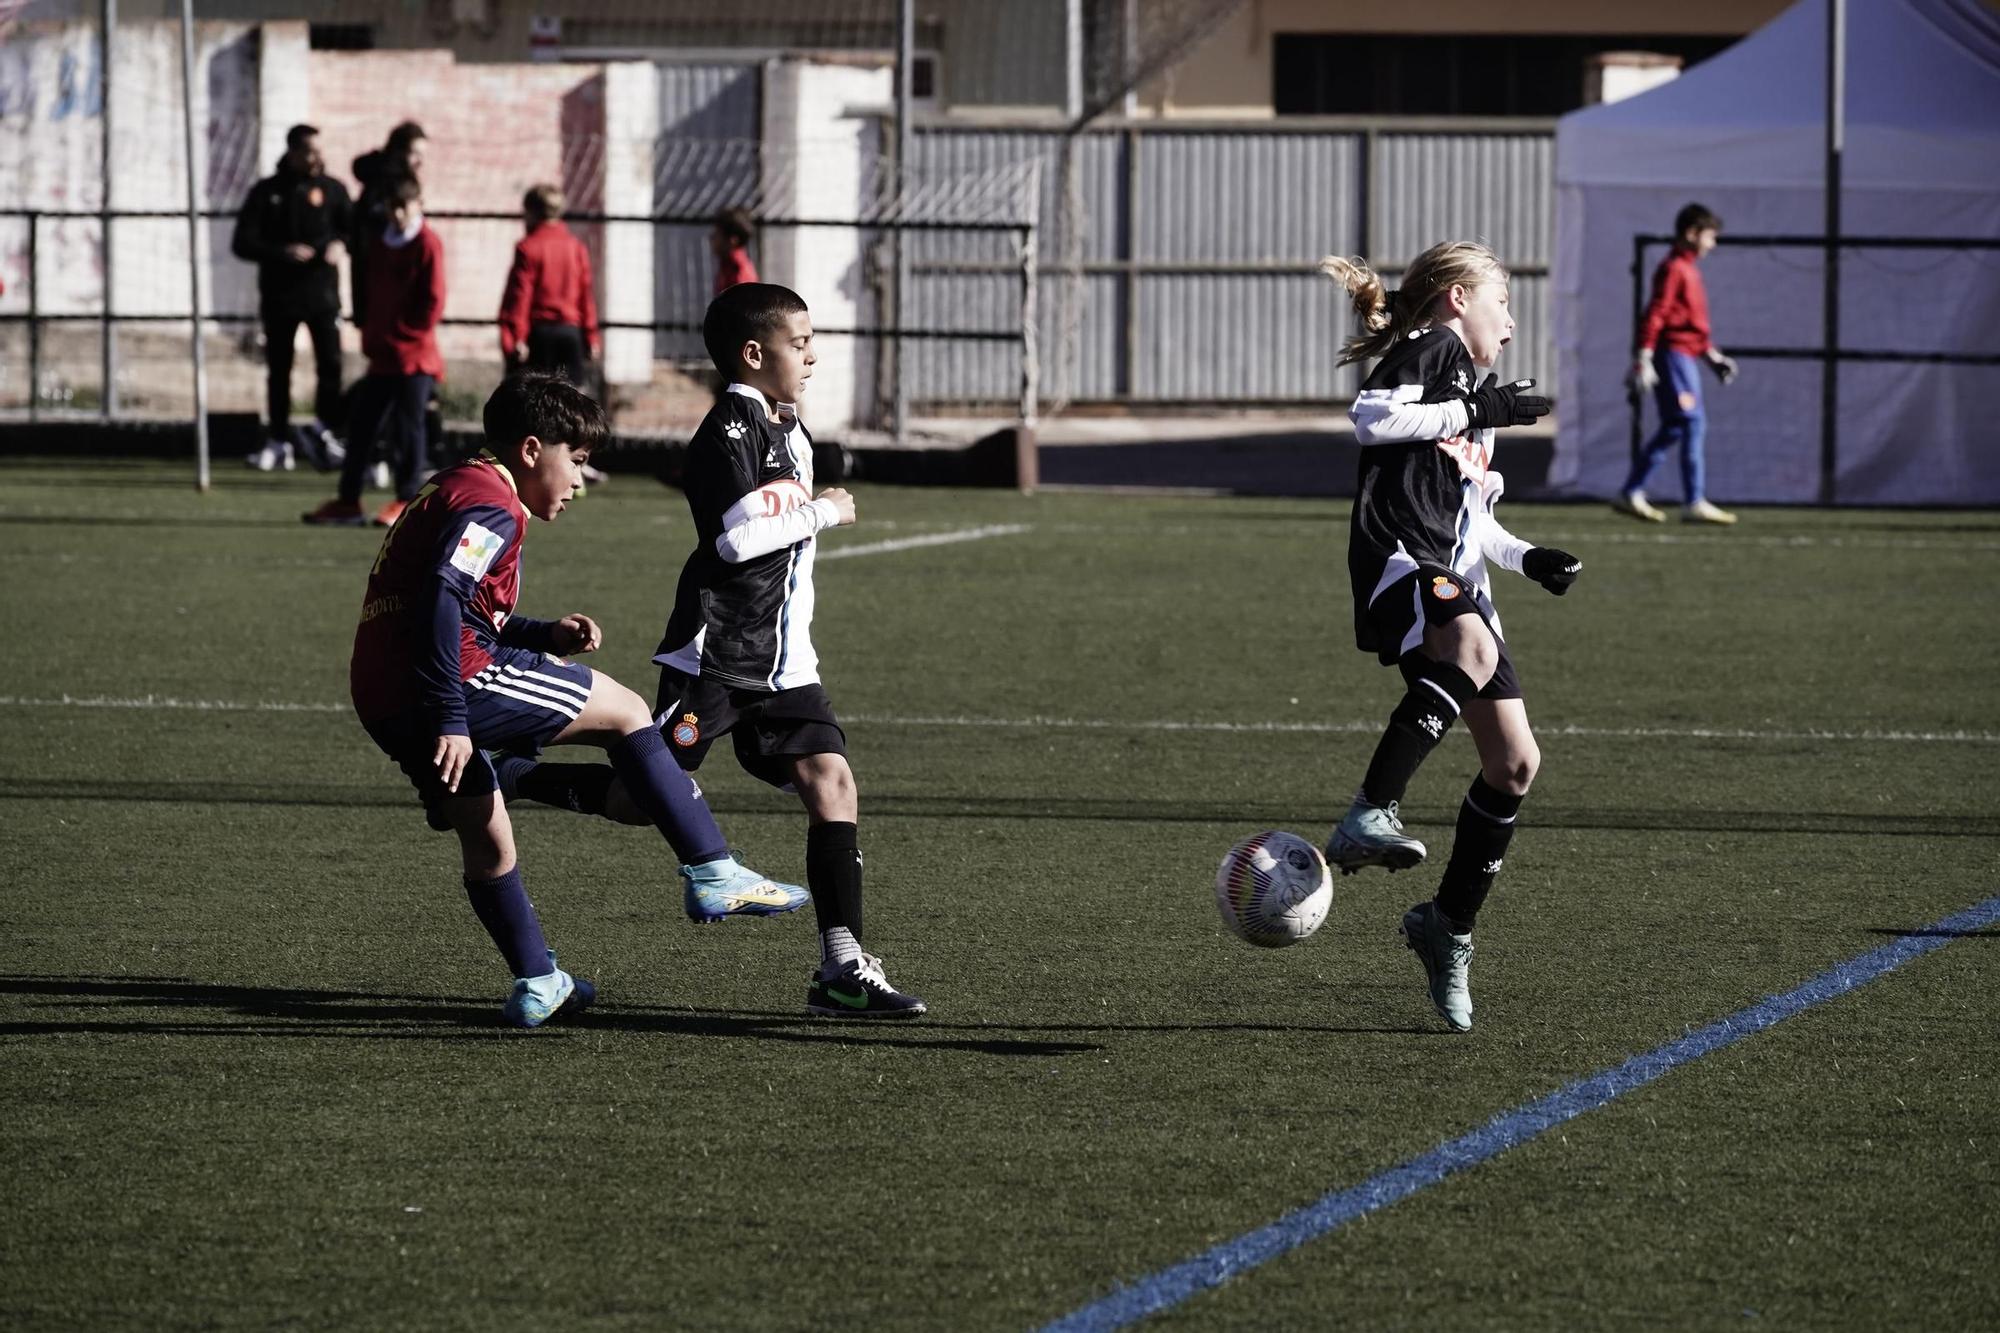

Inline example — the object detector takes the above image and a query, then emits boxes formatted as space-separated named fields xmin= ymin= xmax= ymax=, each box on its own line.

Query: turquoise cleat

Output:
xmin=680 ymin=858 xmax=810 ymax=924
xmin=502 ymin=950 xmax=596 ymax=1029
xmin=1400 ymin=901 xmax=1474 ymax=1033
xmin=1326 ymin=798 xmax=1427 ymax=875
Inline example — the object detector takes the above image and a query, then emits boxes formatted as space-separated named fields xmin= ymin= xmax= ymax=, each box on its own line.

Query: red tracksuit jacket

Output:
xmin=498 ymin=220 xmax=600 ymax=358
xmin=362 ymin=224 xmax=447 ymax=379
xmin=1635 ymin=246 xmax=1713 ymax=357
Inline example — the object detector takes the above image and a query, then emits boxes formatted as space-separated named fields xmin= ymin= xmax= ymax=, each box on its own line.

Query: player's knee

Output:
xmin=796 ymin=754 xmax=857 ymax=818
xmin=1486 ymin=744 xmax=1539 ymax=796
xmin=1445 ymin=623 xmax=1499 ymax=687
xmin=588 ymin=675 xmax=653 ymax=736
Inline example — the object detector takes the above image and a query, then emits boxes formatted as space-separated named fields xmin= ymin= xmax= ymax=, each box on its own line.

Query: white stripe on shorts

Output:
xmin=499 ymin=663 xmax=592 ymax=708
xmin=472 ymin=679 xmax=582 ymax=721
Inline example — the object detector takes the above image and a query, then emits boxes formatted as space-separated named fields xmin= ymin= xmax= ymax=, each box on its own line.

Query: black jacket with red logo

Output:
xmin=232 ymin=162 xmax=352 ymax=317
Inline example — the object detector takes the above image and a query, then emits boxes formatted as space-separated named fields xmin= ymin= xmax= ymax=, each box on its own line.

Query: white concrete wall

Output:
xmin=599 ymin=60 xmax=658 ymax=387
xmin=759 ymin=58 xmax=892 ymax=434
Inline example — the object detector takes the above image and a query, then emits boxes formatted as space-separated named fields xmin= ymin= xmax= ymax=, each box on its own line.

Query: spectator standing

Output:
xmin=350 ymin=121 xmax=429 ymax=328
xmin=498 ymin=185 xmax=600 ymax=387
xmin=711 ymin=207 xmax=759 ymax=295
xmin=232 ymin=124 xmax=351 ymax=472
xmin=1617 ymin=202 xmax=1741 ymax=525
xmin=305 ymin=175 xmax=445 ymax=529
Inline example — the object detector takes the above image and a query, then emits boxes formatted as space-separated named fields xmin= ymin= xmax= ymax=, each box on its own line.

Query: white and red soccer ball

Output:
xmin=1214 ymin=831 xmax=1333 ymax=948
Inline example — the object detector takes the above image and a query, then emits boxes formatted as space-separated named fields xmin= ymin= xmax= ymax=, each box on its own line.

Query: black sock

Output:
xmin=1433 ymin=775 xmax=1524 ymax=932
xmin=1359 ymin=656 xmax=1481 ymax=807
xmin=514 ymin=761 xmax=616 ymax=818
xmin=805 ymin=821 xmax=863 ymax=942
xmin=463 ymin=867 xmax=551 ymax=979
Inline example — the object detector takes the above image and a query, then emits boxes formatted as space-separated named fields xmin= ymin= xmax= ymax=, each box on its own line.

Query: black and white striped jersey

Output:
xmin=655 ymin=385 xmax=840 ymax=691
xmin=1346 ymin=326 xmax=1494 ymax=653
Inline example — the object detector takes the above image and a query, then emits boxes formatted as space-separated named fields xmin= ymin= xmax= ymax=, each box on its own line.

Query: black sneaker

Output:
xmin=806 ymin=953 xmax=927 ymax=1019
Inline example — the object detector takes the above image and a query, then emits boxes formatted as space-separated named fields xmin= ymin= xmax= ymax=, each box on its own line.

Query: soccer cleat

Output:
xmin=679 ymin=857 xmax=810 ymax=923
xmin=1400 ymin=901 xmax=1474 ymax=1032
xmin=371 ymin=499 xmax=407 ymax=527
xmin=806 ymin=953 xmax=927 ymax=1019
xmin=247 ymin=440 xmax=295 ymax=472
xmin=1612 ymin=490 xmax=1667 ymax=523
xmin=302 ymin=498 xmax=366 ymax=526
xmin=1684 ymin=498 xmax=1738 ymax=525
xmin=1326 ymin=799 xmax=1427 ymax=875
xmin=501 ymin=950 xmax=596 ymax=1029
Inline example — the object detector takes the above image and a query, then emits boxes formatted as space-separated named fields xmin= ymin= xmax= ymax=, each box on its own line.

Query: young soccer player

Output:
xmin=1319 ymin=242 xmax=1581 ymax=1033
xmin=1618 ymin=202 xmax=1740 ymax=525
xmin=497 ymin=284 xmax=926 ymax=1019
xmin=498 ymin=184 xmax=600 ymax=387
xmin=349 ymin=373 xmax=807 ymax=1028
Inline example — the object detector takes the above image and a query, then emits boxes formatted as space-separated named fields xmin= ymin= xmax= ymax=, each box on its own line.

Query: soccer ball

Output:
xmin=1214 ymin=831 xmax=1333 ymax=948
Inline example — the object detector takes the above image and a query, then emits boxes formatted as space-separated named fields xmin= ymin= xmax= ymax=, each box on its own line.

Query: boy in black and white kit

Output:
xmin=1319 ymin=242 xmax=1582 ymax=1032
xmin=656 ymin=282 xmax=925 ymax=1017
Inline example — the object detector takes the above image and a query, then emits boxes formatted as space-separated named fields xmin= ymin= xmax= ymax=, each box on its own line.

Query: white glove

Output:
xmin=1628 ymin=348 xmax=1659 ymax=394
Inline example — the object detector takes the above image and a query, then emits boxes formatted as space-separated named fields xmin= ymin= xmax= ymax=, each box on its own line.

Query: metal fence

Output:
xmin=909 ymin=115 xmax=1558 ymax=406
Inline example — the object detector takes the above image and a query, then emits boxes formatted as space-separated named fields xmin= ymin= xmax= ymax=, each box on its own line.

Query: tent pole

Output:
xmin=1819 ymin=0 xmax=1844 ymax=505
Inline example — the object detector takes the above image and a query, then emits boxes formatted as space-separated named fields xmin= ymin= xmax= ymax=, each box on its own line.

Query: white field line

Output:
xmin=1032 ymin=522 xmax=2000 ymax=554
xmin=2 ymin=694 xmax=1993 ymax=744
xmin=818 ymin=523 xmax=1031 ymax=560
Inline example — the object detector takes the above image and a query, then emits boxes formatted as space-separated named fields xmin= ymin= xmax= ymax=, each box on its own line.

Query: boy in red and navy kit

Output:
xmin=1618 ymin=202 xmax=1741 ymax=525
xmin=498 ymin=185 xmax=599 ymax=388
xmin=351 ymin=374 xmax=807 ymax=1028
xmin=307 ymin=175 xmax=444 ymax=529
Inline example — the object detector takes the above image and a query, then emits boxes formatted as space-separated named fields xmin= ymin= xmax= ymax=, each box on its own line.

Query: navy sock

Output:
xmin=805 ymin=820 xmax=863 ymax=943
xmin=1359 ymin=656 xmax=1481 ymax=807
xmin=1433 ymin=775 xmax=1524 ymax=932
xmin=463 ymin=867 xmax=551 ymax=979
xmin=607 ymin=725 xmax=729 ymax=865
xmin=510 ymin=760 xmax=616 ymax=818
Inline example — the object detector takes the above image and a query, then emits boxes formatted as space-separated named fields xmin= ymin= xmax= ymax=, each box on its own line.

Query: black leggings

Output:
xmin=262 ymin=307 xmax=342 ymax=434
xmin=338 ymin=371 xmax=435 ymax=503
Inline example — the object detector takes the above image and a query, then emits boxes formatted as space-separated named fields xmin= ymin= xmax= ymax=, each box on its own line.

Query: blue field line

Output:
xmin=1041 ymin=894 xmax=2000 ymax=1333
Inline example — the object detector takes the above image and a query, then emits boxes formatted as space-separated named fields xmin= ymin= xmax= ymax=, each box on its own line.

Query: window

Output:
xmin=1273 ymin=34 xmax=1737 ymax=117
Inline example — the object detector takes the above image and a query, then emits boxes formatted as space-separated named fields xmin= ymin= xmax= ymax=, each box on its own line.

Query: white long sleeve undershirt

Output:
xmin=715 ymin=497 xmax=841 ymax=564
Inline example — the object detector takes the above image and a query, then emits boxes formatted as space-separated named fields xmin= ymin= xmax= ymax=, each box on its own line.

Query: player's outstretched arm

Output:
xmin=714 ymin=481 xmax=847 ymax=563
xmin=1351 ymin=385 xmax=1472 ymax=446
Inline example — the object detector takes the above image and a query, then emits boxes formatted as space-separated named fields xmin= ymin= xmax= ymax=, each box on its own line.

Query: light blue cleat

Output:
xmin=1400 ymin=901 xmax=1474 ymax=1032
xmin=1326 ymin=797 xmax=1427 ymax=875
xmin=502 ymin=950 xmax=596 ymax=1029
xmin=680 ymin=857 xmax=810 ymax=924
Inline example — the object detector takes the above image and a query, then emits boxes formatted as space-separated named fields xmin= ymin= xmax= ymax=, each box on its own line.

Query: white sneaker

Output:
xmin=1400 ymin=901 xmax=1474 ymax=1032
xmin=302 ymin=422 xmax=346 ymax=472
xmin=579 ymin=462 xmax=609 ymax=486
xmin=1612 ymin=490 xmax=1666 ymax=523
xmin=370 ymin=461 xmax=392 ymax=491
xmin=247 ymin=440 xmax=295 ymax=472
xmin=1684 ymin=498 xmax=1738 ymax=525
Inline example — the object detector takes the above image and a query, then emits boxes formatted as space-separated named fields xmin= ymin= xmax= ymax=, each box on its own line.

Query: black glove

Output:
xmin=1522 ymin=546 xmax=1582 ymax=596
xmin=1464 ymin=373 xmax=1551 ymax=430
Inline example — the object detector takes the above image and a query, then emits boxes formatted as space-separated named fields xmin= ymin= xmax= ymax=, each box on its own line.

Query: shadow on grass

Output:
xmin=0 ymin=513 xmax=309 ymax=531
xmin=0 ymin=975 xmax=1113 ymax=1055
xmin=1865 ymin=927 xmax=2000 ymax=939
xmin=0 ymin=975 xmax=1434 ymax=1046
xmin=6 ymin=780 xmax=1999 ymax=840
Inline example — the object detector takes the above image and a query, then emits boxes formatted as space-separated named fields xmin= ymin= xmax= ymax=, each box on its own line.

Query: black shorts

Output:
xmin=653 ymin=667 xmax=847 ymax=790
xmin=1365 ymin=564 xmax=1522 ymax=701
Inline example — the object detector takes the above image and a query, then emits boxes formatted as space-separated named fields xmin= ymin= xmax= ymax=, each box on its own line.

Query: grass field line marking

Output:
xmin=841 ymin=712 xmax=2000 ymax=746
xmin=1041 ymin=893 xmax=2000 ymax=1333
xmin=1032 ymin=522 xmax=2000 ymax=553
xmin=2 ymin=696 xmax=1994 ymax=745
xmin=819 ymin=523 xmax=1031 ymax=561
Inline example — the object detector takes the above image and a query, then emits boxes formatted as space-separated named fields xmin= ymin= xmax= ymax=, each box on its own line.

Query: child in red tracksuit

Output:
xmin=306 ymin=174 xmax=446 ymax=528
xmin=498 ymin=184 xmax=600 ymax=389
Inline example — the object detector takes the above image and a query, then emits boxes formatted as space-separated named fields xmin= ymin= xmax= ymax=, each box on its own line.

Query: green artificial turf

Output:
xmin=2 ymin=458 xmax=1996 ymax=1331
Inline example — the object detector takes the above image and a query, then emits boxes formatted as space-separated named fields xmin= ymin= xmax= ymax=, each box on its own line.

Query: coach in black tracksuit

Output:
xmin=232 ymin=124 xmax=351 ymax=457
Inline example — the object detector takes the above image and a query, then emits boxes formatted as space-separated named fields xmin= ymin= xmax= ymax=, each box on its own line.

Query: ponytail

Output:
xmin=1321 ymin=241 xmax=1508 ymax=366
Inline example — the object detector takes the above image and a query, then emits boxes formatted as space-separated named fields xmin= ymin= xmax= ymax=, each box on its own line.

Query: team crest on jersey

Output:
xmin=670 ymin=713 xmax=701 ymax=747
xmin=450 ymin=522 xmax=505 ymax=578
xmin=1431 ymin=576 xmax=1460 ymax=601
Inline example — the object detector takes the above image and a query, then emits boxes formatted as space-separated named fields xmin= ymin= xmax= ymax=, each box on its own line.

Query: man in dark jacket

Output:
xmin=233 ymin=124 xmax=351 ymax=471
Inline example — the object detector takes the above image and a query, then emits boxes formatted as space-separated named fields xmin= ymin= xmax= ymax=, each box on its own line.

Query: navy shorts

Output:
xmin=1365 ymin=564 xmax=1522 ymax=701
xmin=653 ymin=666 xmax=846 ymax=790
xmin=361 ymin=646 xmax=595 ymax=814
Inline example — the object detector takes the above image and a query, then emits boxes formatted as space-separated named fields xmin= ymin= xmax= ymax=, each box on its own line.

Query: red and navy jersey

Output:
xmin=351 ymin=453 xmax=538 ymax=730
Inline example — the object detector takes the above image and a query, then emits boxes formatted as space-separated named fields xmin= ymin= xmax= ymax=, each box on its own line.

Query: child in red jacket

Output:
xmin=1617 ymin=202 xmax=1740 ymax=526
xmin=306 ymin=174 xmax=446 ymax=528
xmin=498 ymin=185 xmax=600 ymax=388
